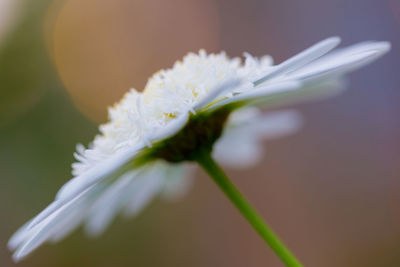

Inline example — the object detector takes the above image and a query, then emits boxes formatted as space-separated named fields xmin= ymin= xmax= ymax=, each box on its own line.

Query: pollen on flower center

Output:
xmin=147 ymin=108 xmax=231 ymax=162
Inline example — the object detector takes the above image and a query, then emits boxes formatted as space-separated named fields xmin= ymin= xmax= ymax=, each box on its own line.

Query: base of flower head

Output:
xmin=144 ymin=108 xmax=231 ymax=163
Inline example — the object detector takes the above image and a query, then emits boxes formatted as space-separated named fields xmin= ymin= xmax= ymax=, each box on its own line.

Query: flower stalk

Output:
xmin=196 ymin=150 xmax=302 ymax=267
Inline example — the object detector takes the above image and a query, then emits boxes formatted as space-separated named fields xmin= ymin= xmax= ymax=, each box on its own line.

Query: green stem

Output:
xmin=196 ymin=150 xmax=303 ymax=267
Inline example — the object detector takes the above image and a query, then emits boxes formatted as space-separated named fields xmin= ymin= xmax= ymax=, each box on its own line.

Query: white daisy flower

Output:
xmin=9 ymin=37 xmax=390 ymax=262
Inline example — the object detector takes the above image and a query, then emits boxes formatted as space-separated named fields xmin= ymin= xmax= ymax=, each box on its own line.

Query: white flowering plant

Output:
xmin=9 ymin=37 xmax=390 ymax=266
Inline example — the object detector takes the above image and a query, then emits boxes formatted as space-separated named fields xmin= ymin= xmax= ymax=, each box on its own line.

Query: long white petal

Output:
xmin=85 ymin=170 xmax=139 ymax=236
xmin=148 ymin=112 xmax=189 ymax=142
xmin=193 ymin=79 xmax=242 ymax=111
xmin=48 ymin=203 xmax=88 ymax=243
xmin=249 ymin=78 xmax=347 ymax=110
xmin=26 ymin=143 xmax=145 ymax=231
xmin=161 ymin=164 xmax=195 ymax=201
xmin=254 ymin=37 xmax=341 ymax=86
xmin=288 ymin=41 xmax=390 ymax=81
xmin=214 ymin=136 xmax=263 ymax=168
xmin=214 ymin=109 xmax=302 ymax=168
xmin=207 ymin=81 xmax=301 ymax=111
xmin=8 ymin=219 xmax=33 ymax=251
xmin=48 ymin=177 xmax=119 ymax=242
xmin=12 ymin=185 xmax=97 ymax=261
xmin=48 ymin=182 xmax=108 ymax=242
xmin=12 ymin=216 xmax=57 ymax=261
xmin=308 ymin=41 xmax=390 ymax=67
xmin=123 ymin=167 xmax=164 ymax=218
xmin=56 ymin=143 xmax=145 ymax=201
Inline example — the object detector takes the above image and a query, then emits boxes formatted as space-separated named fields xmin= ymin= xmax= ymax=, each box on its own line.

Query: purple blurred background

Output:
xmin=1 ymin=0 xmax=399 ymax=266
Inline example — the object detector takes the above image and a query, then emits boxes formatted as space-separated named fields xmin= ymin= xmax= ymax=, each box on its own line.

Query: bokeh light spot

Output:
xmin=51 ymin=0 xmax=220 ymax=122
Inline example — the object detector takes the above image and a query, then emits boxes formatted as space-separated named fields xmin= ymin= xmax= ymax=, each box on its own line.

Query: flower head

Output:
xmin=9 ymin=37 xmax=390 ymax=261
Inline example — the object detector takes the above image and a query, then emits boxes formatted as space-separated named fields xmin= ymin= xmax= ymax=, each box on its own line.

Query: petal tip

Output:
xmin=326 ymin=36 xmax=341 ymax=46
xmin=12 ymin=250 xmax=26 ymax=263
xmin=374 ymin=41 xmax=391 ymax=54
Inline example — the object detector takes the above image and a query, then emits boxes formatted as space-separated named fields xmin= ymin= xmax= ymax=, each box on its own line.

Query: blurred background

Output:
xmin=1 ymin=0 xmax=399 ymax=266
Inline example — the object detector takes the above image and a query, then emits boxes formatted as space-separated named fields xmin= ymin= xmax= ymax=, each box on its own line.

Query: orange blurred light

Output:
xmin=48 ymin=0 xmax=220 ymax=122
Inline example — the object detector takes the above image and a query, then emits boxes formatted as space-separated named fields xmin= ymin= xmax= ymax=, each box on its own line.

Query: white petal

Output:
xmin=12 ymin=186 xmax=96 ymax=261
xmin=123 ymin=166 xmax=164 ymax=218
xmin=12 ymin=217 xmax=55 ymax=261
xmin=84 ymin=170 xmax=139 ymax=236
xmin=56 ymin=143 xmax=145 ymax=201
xmin=214 ymin=137 xmax=263 ymax=168
xmin=193 ymin=79 xmax=242 ymax=111
xmin=26 ymin=143 xmax=145 ymax=230
xmin=48 ymin=183 xmax=107 ymax=243
xmin=161 ymin=164 xmax=195 ymax=201
xmin=287 ymin=41 xmax=391 ymax=81
xmin=8 ymin=219 xmax=33 ymax=251
xmin=252 ymin=110 xmax=303 ymax=139
xmin=25 ymin=200 xmax=65 ymax=231
xmin=148 ymin=112 xmax=189 ymax=142
xmin=254 ymin=37 xmax=341 ymax=86
xmin=214 ymin=109 xmax=302 ymax=169
xmin=48 ymin=180 xmax=115 ymax=242
xmin=248 ymin=78 xmax=346 ymax=109
xmin=207 ymin=81 xmax=301 ymax=111
xmin=48 ymin=204 xmax=87 ymax=243
xmin=309 ymin=41 xmax=390 ymax=68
